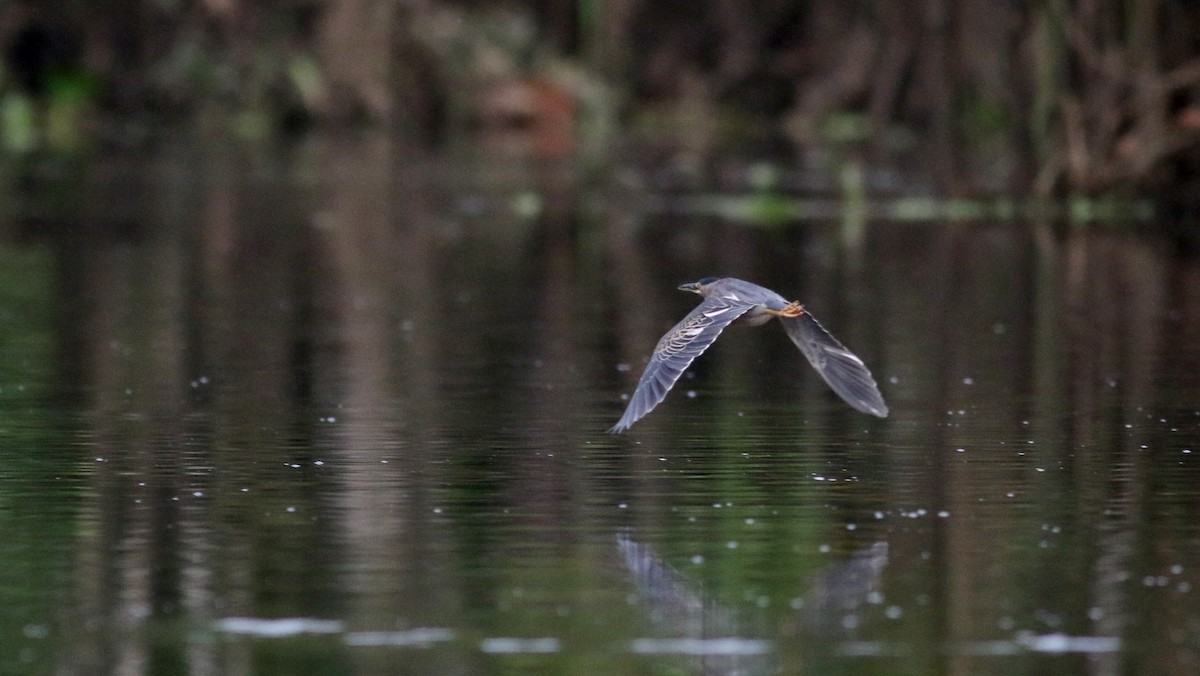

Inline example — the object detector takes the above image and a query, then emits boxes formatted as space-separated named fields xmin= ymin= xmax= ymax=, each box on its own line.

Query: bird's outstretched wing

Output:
xmin=611 ymin=294 xmax=756 ymax=432
xmin=780 ymin=312 xmax=889 ymax=418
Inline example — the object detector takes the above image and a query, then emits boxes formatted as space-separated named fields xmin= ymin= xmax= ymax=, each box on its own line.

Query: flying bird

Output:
xmin=611 ymin=277 xmax=888 ymax=432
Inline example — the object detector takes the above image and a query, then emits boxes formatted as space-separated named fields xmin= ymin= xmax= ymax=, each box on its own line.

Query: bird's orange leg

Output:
xmin=765 ymin=301 xmax=805 ymax=318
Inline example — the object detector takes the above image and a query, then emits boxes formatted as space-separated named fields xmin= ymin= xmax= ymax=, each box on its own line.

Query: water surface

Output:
xmin=1 ymin=137 xmax=1198 ymax=675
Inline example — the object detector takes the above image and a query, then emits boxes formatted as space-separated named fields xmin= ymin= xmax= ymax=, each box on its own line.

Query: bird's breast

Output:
xmin=739 ymin=306 xmax=775 ymax=326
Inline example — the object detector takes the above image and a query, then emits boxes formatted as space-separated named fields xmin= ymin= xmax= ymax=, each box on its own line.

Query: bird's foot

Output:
xmin=777 ymin=301 xmax=805 ymax=318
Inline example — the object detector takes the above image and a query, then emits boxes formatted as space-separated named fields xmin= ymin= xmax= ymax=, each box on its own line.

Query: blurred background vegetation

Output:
xmin=2 ymin=0 xmax=1200 ymax=230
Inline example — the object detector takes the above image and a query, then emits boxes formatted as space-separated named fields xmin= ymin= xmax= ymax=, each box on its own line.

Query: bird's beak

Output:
xmin=677 ymin=282 xmax=702 ymax=293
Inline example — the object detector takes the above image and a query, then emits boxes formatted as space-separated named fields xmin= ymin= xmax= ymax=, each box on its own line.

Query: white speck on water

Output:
xmin=192 ymin=491 xmax=203 ymax=498
xmin=616 ymin=362 xmax=631 ymax=372
xmin=790 ymin=597 xmax=805 ymax=610
xmin=1179 ymin=581 xmax=1192 ymax=593
xmin=963 ymin=377 xmax=974 ymax=385
xmin=344 ymin=627 xmax=456 ymax=646
xmin=380 ymin=460 xmax=388 ymax=464
xmin=1171 ymin=564 xmax=1183 ymax=575
xmin=95 ymin=457 xmax=105 ymax=463
xmin=1088 ymin=607 xmax=1105 ymax=621
xmin=686 ymin=390 xmax=697 ymax=398
xmin=215 ymin=617 xmax=345 ymax=637
xmin=937 ymin=510 xmax=950 ymax=518
xmin=480 ymin=637 xmax=560 ymax=654
xmin=993 ymin=323 xmax=1006 ymax=334
xmin=691 ymin=554 xmax=704 ymax=565
xmin=846 ymin=523 xmax=857 ymax=531
xmin=617 ymin=502 xmax=628 ymax=509
xmin=432 ymin=507 xmax=442 ymax=514
xmin=286 ymin=506 xmax=296 ymax=513
xmin=629 ymin=637 xmax=771 ymax=656
xmin=240 ymin=487 xmax=249 ymax=493
xmin=314 ymin=460 xmax=324 ymax=466
xmin=889 ymin=375 xmax=899 ymax=384
xmin=726 ymin=541 xmax=738 ymax=549
xmin=885 ymin=605 xmax=903 ymax=619
xmin=818 ymin=544 xmax=831 ymax=553
xmin=956 ymin=447 xmax=965 ymax=453
xmin=744 ymin=518 xmax=756 ymax=525
xmin=620 ymin=393 xmax=629 ymax=401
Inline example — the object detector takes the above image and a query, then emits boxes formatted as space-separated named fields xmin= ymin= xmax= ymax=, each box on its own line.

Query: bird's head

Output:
xmin=678 ymin=277 xmax=720 ymax=295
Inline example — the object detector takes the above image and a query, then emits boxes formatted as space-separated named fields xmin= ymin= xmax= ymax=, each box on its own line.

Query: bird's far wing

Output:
xmin=610 ymin=294 xmax=756 ymax=432
xmin=780 ymin=312 xmax=889 ymax=418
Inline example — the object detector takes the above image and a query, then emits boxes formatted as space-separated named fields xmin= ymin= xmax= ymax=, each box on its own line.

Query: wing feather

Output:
xmin=610 ymin=295 xmax=756 ymax=432
xmin=779 ymin=312 xmax=889 ymax=418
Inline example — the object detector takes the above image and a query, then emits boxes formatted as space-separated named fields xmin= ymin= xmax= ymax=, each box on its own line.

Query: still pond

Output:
xmin=1 ymin=137 xmax=1199 ymax=675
